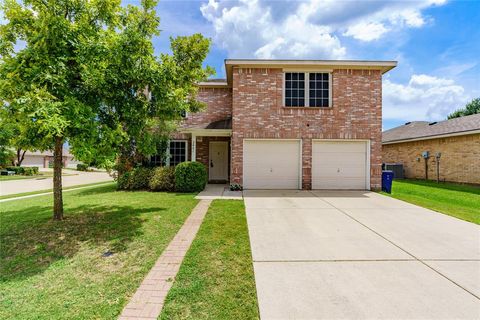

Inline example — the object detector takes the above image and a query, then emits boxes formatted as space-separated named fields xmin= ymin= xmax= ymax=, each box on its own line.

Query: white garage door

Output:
xmin=243 ymin=140 xmax=301 ymax=189
xmin=312 ymin=141 xmax=368 ymax=190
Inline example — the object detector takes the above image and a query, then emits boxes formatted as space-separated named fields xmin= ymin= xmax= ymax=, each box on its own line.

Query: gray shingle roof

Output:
xmin=382 ymin=113 xmax=480 ymax=143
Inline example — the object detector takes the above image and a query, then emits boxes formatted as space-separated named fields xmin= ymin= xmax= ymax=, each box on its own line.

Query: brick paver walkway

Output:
xmin=118 ymin=199 xmax=212 ymax=320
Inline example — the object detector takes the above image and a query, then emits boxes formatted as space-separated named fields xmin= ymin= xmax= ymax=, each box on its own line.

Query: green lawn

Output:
xmin=160 ymin=200 xmax=259 ymax=320
xmin=0 ymin=184 xmax=198 ymax=319
xmin=383 ymin=179 xmax=480 ymax=224
xmin=0 ymin=181 xmax=112 ymax=200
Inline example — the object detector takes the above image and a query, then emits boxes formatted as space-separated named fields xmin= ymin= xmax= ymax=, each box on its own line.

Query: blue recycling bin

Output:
xmin=382 ymin=170 xmax=394 ymax=193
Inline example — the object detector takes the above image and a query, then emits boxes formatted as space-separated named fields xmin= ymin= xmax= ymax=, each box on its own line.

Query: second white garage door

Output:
xmin=312 ymin=140 xmax=368 ymax=190
xmin=243 ymin=140 xmax=301 ymax=189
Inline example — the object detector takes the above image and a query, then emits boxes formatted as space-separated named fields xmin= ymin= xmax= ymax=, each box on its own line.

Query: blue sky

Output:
xmin=149 ymin=0 xmax=479 ymax=130
xmin=3 ymin=0 xmax=479 ymax=130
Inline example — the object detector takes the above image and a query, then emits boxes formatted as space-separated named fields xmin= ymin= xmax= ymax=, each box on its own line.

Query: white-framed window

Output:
xmin=150 ymin=140 xmax=188 ymax=167
xmin=168 ymin=140 xmax=187 ymax=166
xmin=284 ymin=72 xmax=332 ymax=107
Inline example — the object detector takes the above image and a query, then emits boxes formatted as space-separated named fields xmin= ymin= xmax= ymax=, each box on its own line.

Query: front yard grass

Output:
xmin=160 ymin=200 xmax=259 ymax=319
xmin=0 ymin=184 xmax=198 ymax=319
xmin=383 ymin=179 xmax=480 ymax=224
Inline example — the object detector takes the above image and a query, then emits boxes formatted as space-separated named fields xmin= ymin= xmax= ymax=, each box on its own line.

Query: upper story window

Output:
xmin=284 ymin=72 xmax=332 ymax=107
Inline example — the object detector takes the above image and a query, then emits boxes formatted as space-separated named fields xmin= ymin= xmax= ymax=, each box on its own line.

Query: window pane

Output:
xmin=308 ymin=72 xmax=330 ymax=107
xmin=285 ymin=73 xmax=306 ymax=107
xmin=169 ymin=141 xmax=187 ymax=166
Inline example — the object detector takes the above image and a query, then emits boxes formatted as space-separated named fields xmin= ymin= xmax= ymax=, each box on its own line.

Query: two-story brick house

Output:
xmin=162 ymin=59 xmax=396 ymax=190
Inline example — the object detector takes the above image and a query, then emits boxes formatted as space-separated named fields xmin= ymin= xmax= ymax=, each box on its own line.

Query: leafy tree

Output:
xmin=0 ymin=0 xmax=211 ymax=220
xmin=0 ymin=118 xmax=15 ymax=167
xmin=0 ymin=116 xmax=48 ymax=166
xmin=448 ymin=98 xmax=480 ymax=119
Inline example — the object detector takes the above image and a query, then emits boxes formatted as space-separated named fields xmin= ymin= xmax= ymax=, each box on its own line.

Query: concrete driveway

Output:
xmin=244 ymin=190 xmax=480 ymax=319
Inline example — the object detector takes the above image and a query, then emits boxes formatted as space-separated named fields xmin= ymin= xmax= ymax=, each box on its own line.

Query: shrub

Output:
xmin=6 ymin=166 xmax=24 ymax=174
xmin=117 ymin=171 xmax=132 ymax=190
xmin=130 ymin=167 xmax=154 ymax=190
xmin=23 ymin=167 xmax=35 ymax=175
xmin=31 ymin=166 xmax=39 ymax=174
xmin=117 ymin=167 xmax=154 ymax=190
xmin=149 ymin=167 xmax=175 ymax=191
xmin=174 ymin=161 xmax=207 ymax=193
xmin=77 ymin=163 xmax=89 ymax=171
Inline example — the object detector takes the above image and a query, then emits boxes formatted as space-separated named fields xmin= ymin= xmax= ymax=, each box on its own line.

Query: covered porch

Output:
xmin=182 ymin=118 xmax=232 ymax=184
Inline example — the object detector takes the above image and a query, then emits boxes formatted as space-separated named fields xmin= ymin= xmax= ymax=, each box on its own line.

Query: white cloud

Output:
xmin=200 ymin=0 xmax=447 ymax=58
xmin=343 ymin=22 xmax=389 ymax=41
xmin=200 ymin=0 xmax=345 ymax=59
xmin=383 ymin=74 xmax=469 ymax=121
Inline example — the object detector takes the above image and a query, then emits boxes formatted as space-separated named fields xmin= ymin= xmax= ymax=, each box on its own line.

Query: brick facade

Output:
xmin=182 ymin=87 xmax=232 ymax=128
xmin=230 ymin=67 xmax=383 ymax=190
xmin=382 ymin=133 xmax=480 ymax=184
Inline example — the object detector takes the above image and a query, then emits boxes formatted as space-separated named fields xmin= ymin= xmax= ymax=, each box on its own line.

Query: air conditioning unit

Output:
xmin=382 ymin=163 xmax=404 ymax=179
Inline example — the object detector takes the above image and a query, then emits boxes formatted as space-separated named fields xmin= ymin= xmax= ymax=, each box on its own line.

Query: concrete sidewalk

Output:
xmin=244 ymin=190 xmax=480 ymax=319
xmin=0 ymin=170 xmax=113 ymax=196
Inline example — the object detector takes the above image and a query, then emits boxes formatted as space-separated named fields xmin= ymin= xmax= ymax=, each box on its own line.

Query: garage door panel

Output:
xmin=315 ymin=178 xmax=366 ymax=189
xmin=315 ymin=166 xmax=366 ymax=178
xmin=314 ymin=154 xmax=365 ymax=168
xmin=244 ymin=140 xmax=300 ymax=189
xmin=312 ymin=141 xmax=368 ymax=190
xmin=313 ymin=142 xmax=366 ymax=153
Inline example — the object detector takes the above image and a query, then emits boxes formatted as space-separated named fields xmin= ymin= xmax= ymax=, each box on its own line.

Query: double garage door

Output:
xmin=243 ymin=139 xmax=368 ymax=190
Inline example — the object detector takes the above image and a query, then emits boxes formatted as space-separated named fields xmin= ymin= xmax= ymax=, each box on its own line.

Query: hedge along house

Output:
xmin=382 ymin=113 xmax=480 ymax=184
xmin=162 ymin=59 xmax=397 ymax=190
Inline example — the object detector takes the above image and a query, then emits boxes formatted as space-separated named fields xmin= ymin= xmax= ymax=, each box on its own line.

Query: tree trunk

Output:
xmin=17 ymin=149 xmax=26 ymax=166
xmin=53 ymin=137 xmax=64 ymax=220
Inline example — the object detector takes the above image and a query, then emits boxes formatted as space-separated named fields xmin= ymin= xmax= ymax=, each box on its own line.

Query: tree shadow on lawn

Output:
xmin=0 ymin=203 xmax=166 ymax=283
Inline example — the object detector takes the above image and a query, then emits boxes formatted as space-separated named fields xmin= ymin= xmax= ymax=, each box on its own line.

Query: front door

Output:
xmin=209 ymin=141 xmax=228 ymax=181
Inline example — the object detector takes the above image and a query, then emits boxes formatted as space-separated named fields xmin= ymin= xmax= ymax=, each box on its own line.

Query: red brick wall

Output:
xmin=231 ymin=67 xmax=383 ymax=190
xmin=181 ymin=87 xmax=232 ymax=128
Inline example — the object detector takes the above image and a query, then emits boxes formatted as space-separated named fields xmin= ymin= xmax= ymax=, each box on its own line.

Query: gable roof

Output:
xmin=382 ymin=113 xmax=480 ymax=144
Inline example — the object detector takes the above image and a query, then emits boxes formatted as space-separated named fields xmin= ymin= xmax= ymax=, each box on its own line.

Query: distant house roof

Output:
xmin=24 ymin=149 xmax=74 ymax=158
xmin=382 ymin=113 xmax=480 ymax=144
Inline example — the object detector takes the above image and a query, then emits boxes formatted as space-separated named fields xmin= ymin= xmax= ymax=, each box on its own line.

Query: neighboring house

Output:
xmin=21 ymin=150 xmax=81 ymax=169
xmin=162 ymin=59 xmax=397 ymax=190
xmin=382 ymin=113 xmax=480 ymax=184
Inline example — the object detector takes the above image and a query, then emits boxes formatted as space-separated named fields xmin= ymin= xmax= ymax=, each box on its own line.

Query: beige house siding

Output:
xmin=382 ymin=133 xmax=480 ymax=184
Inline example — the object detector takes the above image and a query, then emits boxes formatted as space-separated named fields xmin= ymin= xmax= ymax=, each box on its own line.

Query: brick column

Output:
xmin=302 ymin=138 xmax=312 ymax=190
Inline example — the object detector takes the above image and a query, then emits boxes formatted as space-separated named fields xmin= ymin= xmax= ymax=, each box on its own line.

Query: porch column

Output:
xmin=191 ymin=134 xmax=196 ymax=161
